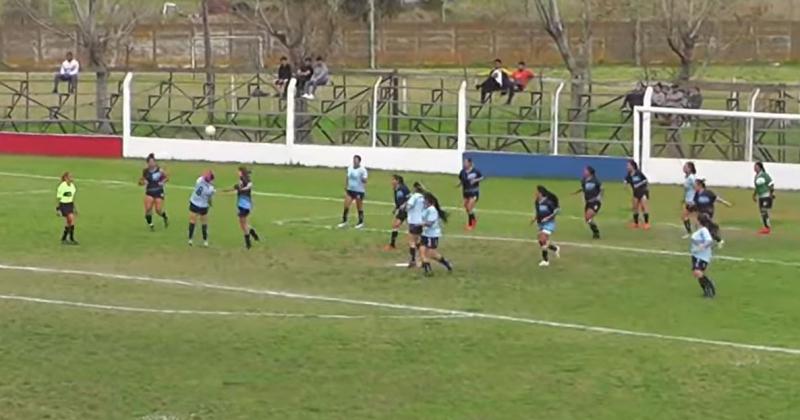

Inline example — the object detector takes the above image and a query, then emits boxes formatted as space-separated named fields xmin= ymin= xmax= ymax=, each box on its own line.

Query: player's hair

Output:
xmin=238 ymin=166 xmax=251 ymax=175
xmin=518 ymin=61 xmax=526 ymax=66
xmin=316 ymin=56 xmax=323 ymax=61
xmin=697 ymin=213 xmax=718 ymax=230
xmin=627 ymin=159 xmax=639 ymax=171
xmin=146 ymin=153 xmax=156 ymax=162
xmin=353 ymin=155 xmax=362 ymax=164
xmin=392 ymin=174 xmax=405 ymax=186
xmin=412 ymin=182 xmax=425 ymax=193
xmin=204 ymin=170 xmax=215 ymax=182
xmin=755 ymin=161 xmax=765 ymax=172
xmin=494 ymin=58 xmax=502 ymax=63
xmin=423 ymin=192 xmax=448 ymax=223
xmin=60 ymin=171 xmax=71 ymax=182
xmin=280 ymin=56 xmax=288 ymax=61
xmin=585 ymin=166 xmax=596 ymax=176
xmin=536 ymin=185 xmax=559 ymax=209
xmin=695 ymin=178 xmax=707 ymax=189
xmin=685 ymin=161 xmax=696 ymax=174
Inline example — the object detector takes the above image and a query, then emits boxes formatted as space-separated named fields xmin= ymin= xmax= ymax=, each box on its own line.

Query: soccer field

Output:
xmin=0 ymin=155 xmax=799 ymax=419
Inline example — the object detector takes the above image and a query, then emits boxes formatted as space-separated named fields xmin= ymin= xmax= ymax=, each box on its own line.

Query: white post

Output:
xmin=369 ymin=0 xmax=376 ymax=69
xmin=286 ymin=78 xmax=297 ymax=147
xmin=122 ymin=72 xmax=133 ymax=158
xmin=551 ymin=82 xmax=565 ymax=155
xmin=632 ymin=106 xmax=641 ymax=167
xmin=230 ymin=74 xmax=236 ymax=114
xmin=400 ymin=77 xmax=408 ymax=115
xmin=457 ymin=80 xmax=467 ymax=153
xmin=746 ymin=88 xmax=760 ymax=162
xmin=640 ymin=86 xmax=653 ymax=170
xmin=371 ymin=76 xmax=381 ymax=147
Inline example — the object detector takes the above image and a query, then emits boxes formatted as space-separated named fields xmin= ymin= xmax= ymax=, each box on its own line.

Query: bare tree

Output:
xmin=534 ymin=0 xmax=593 ymax=150
xmin=659 ymin=0 xmax=762 ymax=81
xmin=14 ymin=0 xmax=154 ymax=133
xmin=233 ymin=0 xmax=342 ymax=66
xmin=201 ymin=0 xmax=215 ymax=124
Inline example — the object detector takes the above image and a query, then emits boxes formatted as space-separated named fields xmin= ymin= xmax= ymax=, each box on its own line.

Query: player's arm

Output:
xmin=138 ymin=170 xmax=146 ymax=186
xmin=160 ymin=168 xmax=170 ymax=185
xmin=540 ymin=207 xmax=559 ymax=223
xmin=718 ymin=196 xmax=733 ymax=207
xmin=471 ymin=171 xmax=485 ymax=185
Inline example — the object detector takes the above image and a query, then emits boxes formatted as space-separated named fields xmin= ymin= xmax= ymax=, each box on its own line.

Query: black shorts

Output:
xmin=421 ymin=236 xmax=439 ymax=249
xmin=408 ymin=224 xmax=423 ymax=235
xmin=633 ymin=190 xmax=650 ymax=200
xmin=585 ymin=201 xmax=602 ymax=213
xmin=395 ymin=209 xmax=408 ymax=222
xmin=685 ymin=203 xmax=697 ymax=212
xmin=238 ymin=206 xmax=251 ymax=217
xmin=758 ymin=197 xmax=773 ymax=210
xmin=146 ymin=189 xmax=165 ymax=199
xmin=58 ymin=203 xmax=74 ymax=217
xmin=347 ymin=190 xmax=365 ymax=200
xmin=698 ymin=209 xmax=714 ymax=220
xmin=463 ymin=191 xmax=480 ymax=200
xmin=692 ymin=256 xmax=709 ymax=271
xmin=189 ymin=202 xmax=209 ymax=216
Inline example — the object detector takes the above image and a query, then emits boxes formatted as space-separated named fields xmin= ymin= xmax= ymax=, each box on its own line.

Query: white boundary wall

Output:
xmin=122 ymin=73 xmax=466 ymax=174
xmin=634 ymin=94 xmax=800 ymax=190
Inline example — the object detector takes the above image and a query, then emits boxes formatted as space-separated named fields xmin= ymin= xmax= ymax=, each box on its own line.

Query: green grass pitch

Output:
xmin=0 ymin=154 xmax=799 ymax=419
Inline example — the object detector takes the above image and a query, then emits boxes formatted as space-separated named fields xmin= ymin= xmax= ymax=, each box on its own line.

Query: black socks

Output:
xmin=342 ymin=208 xmax=349 ymax=223
xmin=761 ymin=211 xmax=771 ymax=228
xmin=633 ymin=213 xmax=640 ymax=225
xmin=644 ymin=213 xmax=650 ymax=224
xmin=145 ymin=214 xmax=153 ymax=226
xmin=249 ymin=228 xmax=260 ymax=241
xmin=61 ymin=226 xmax=76 ymax=242
xmin=201 ymin=224 xmax=208 ymax=241
xmin=188 ymin=223 xmax=196 ymax=239
xmin=589 ymin=221 xmax=600 ymax=238
xmin=390 ymin=230 xmax=398 ymax=247
xmin=683 ymin=219 xmax=692 ymax=234
xmin=358 ymin=210 xmax=364 ymax=224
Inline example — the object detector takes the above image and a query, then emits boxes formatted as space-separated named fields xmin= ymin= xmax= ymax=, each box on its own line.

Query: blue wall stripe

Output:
xmin=463 ymin=152 xmax=630 ymax=180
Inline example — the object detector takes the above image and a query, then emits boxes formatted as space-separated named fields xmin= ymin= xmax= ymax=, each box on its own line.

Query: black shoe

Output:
xmin=250 ymin=230 xmax=260 ymax=241
xmin=407 ymin=261 xmax=417 ymax=269
xmin=592 ymin=232 xmax=601 ymax=240
xmin=706 ymin=279 xmax=716 ymax=298
xmin=69 ymin=240 xmax=79 ymax=246
xmin=149 ymin=224 xmax=155 ymax=232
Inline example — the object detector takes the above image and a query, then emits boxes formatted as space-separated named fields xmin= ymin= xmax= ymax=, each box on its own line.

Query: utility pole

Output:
xmin=369 ymin=0 xmax=376 ymax=69
xmin=201 ymin=0 xmax=215 ymax=124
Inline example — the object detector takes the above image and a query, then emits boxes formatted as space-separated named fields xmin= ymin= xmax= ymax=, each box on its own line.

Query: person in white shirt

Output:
xmin=337 ymin=155 xmax=368 ymax=229
xmin=53 ymin=52 xmax=80 ymax=94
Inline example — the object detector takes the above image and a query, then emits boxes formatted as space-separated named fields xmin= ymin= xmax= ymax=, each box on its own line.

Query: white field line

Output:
xmin=0 ymin=263 xmax=799 ymax=356
xmin=0 ymin=294 xmax=467 ymax=320
xmin=273 ymin=217 xmax=800 ymax=268
xmin=0 ymin=170 xmax=740 ymax=230
xmin=0 ymin=189 xmax=51 ymax=196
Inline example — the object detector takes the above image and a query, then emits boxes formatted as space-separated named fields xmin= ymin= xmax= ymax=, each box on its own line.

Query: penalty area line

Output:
xmin=0 ymin=262 xmax=799 ymax=356
xmin=274 ymin=219 xmax=800 ymax=268
xmin=0 ymin=294 xmax=466 ymax=320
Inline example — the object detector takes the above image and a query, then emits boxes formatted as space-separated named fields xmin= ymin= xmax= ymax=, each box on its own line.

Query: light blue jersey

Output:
xmin=190 ymin=177 xmax=215 ymax=208
xmin=422 ymin=206 xmax=442 ymax=238
xmin=347 ymin=166 xmax=368 ymax=193
xmin=684 ymin=174 xmax=697 ymax=204
xmin=690 ymin=227 xmax=714 ymax=262
xmin=406 ymin=192 xmax=425 ymax=225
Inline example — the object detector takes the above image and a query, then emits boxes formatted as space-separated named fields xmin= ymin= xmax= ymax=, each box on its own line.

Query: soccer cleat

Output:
xmin=163 ymin=218 xmax=169 ymax=228
xmin=67 ymin=240 xmax=79 ymax=246
xmin=355 ymin=223 xmax=365 ymax=230
xmin=758 ymin=227 xmax=771 ymax=235
xmin=716 ymin=240 xmax=725 ymax=249
xmin=336 ymin=222 xmax=348 ymax=229
xmin=383 ymin=244 xmax=396 ymax=252
xmin=554 ymin=246 xmax=561 ymax=259
xmin=538 ymin=260 xmax=550 ymax=267
xmin=203 ymin=241 xmax=209 ymax=248
xmin=250 ymin=230 xmax=260 ymax=241
xmin=592 ymin=232 xmax=601 ymax=240
xmin=629 ymin=223 xmax=640 ymax=229
xmin=188 ymin=240 xmax=193 ymax=247
xmin=149 ymin=224 xmax=155 ymax=232
xmin=642 ymin=223 xmax=652 ymax=230
xmin=706 ymin=279 xmax=717 ymax=298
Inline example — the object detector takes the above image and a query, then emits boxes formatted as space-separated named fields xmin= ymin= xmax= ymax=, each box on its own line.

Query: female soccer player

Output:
xmin=385 ymin=174 xmax=410 ymax=250
xmin=534 ymin=185 xmax=561 ymax=267
xmin=694 ymin=178 xmax=732 ymax=246
xmin=138 ymin=153 xmax=169 ymax=231
xmin=188 ymin=170 xmax=216 ymax=247
xmin=338 ymin=155 xmax=368 ymax=229
xmin=681 ymin=161 xmax=697 ymax=236
xmin=405 ymin=182 xmax=426 ymax=268
xmin=56 ymin=171 xmax=78 ymax=245
xmin=624 ymin=160 xmax=651 ymax=230
xmin=457 ymin=158 xmax=484 ymax=230
xmin=753 ymin=161 xmax=775 ymax=234
xmin=226 ymin=166 xmax=261 ymax=249
xmin=689 ymin=213 xmax=718 ymax=298
xmin=419 ymin=192 xmax=453 ymax=276
xmin=574 ymin=166 xmax=602 ymax=239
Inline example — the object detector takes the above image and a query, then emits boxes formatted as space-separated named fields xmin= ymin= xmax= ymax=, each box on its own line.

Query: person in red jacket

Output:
xmin=511 ymin=61 xmax=536 ymax=92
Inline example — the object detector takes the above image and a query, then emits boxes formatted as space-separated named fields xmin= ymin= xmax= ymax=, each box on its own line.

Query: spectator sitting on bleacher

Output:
xmin=511 ymin=61 xmax=535 ymax=92
xmin=476 ymin=59 xmax=513 ymax=104
xmin=295 ymin=57 xmax=313 ymax=97
xmin=275 ymin=56 xmax=292 ymax=98
xmin=53 ymin=52 xmax=79 ymax=94
xmin=302 ymin=56 xmax=330 ymax=100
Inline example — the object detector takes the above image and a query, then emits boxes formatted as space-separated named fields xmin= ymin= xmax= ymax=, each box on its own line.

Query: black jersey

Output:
xmin=581 ymin=175 xmax=602 ymax=203
xmin=535 ymin=196 xmax=560 ymax=223
xmin=625 ymin=170 xmax=649 ymax=194
xmin=394 ymin=184 xmax=411 ymax=209
xmin=694 ymin=189 xmax=717 ymax=215
xmin=142 ymin=167 xmax=166 ymax=193
xmin=459 ymin=168 xmax=483 ymax=194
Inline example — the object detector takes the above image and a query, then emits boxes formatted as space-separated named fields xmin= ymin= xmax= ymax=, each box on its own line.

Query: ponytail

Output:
xmin=698 ymin=213 xmax=718 ymax=231
xmin=423 ymin=192 xmax=448 ymax=223
xmin=413 ymin=181 xmax=425 ymax=193
xmin=695 ymin=178 xmax=706 ymax=189
xmin=537 ymin=185 xmax=559 ymax=208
